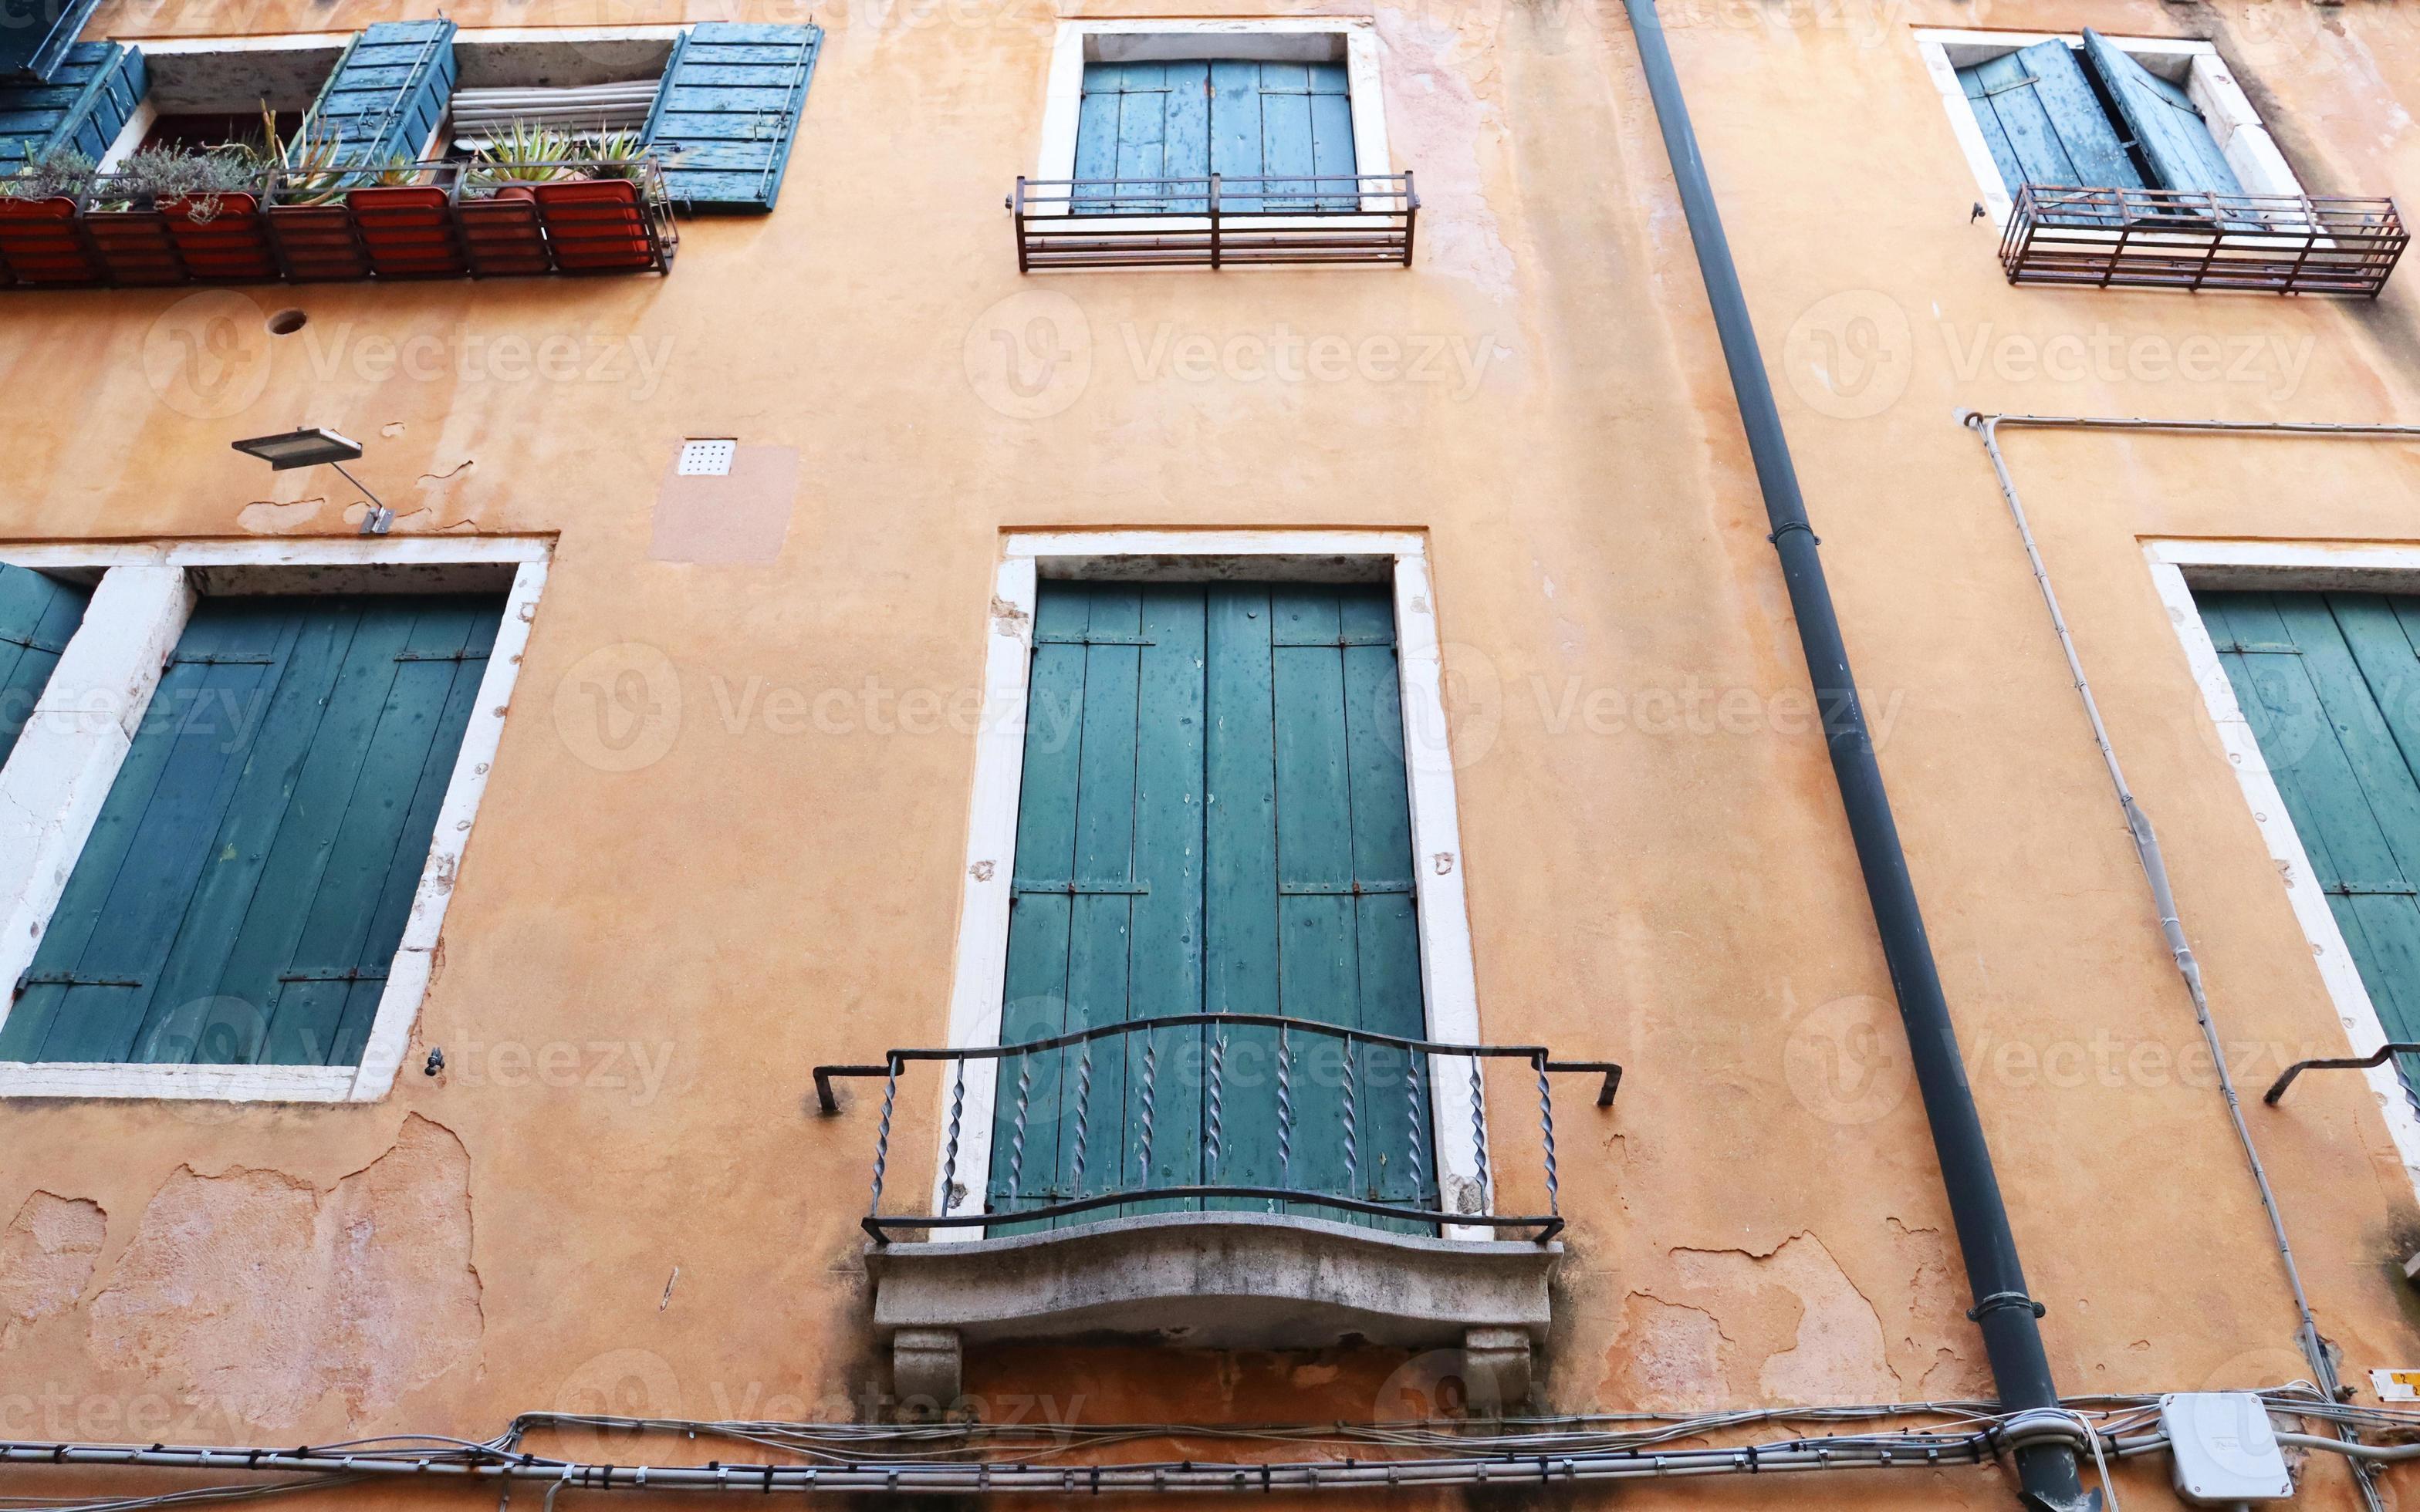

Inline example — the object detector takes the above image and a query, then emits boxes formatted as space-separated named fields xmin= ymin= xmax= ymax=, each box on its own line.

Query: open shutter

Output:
xmin=296 ymin=19 xmax=457 ymax=174
xmin=0 ymin=564 xmax=89 ymax=768
xmin=0 ymin=594 xmax=500 ymax=1069
xmin=1956 ymin=39 xmax=2141 ymax=194
xmin=640 ymin=22 xmax=820 ymax=214
xmin=2080 ymin=29 xmax=2243 ymax=197
xmin=986 ymin=581 xmax=1434 ymax=1231
xmin=0 ymin=0 xmax=103 ymax=82
xmin=0 ymin=41 xmax=144 ymax=176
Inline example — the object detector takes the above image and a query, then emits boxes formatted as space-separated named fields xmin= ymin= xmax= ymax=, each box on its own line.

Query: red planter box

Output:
xmin=160 ymin=192 xmax=279 ymax=282
xmin=535 ymin=180 xmax=657 ymax=273
xmin=266 ymin=202 xmax=372 ymax=282
xmin=347 ymin=185 xmax=468 ymax=278
xmin=458 ymin=186 xmax=551 ymax=277
xmin=0 ymin=196 xmax=101 ymax=285
xmin=82 ymin=208 xmax=184 ymax=285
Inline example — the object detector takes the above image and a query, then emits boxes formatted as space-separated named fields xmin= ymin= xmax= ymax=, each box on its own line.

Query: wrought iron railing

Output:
xmin=2001 ymin=184 xmax=2407 ymax=297
xmin=1010 ymin=173 xmax=1418 ymax=272
xmin=815 ymin=1013 xmax=1617 ymax=1245
xmin=0 ymin=156 xmax=677 ymax=289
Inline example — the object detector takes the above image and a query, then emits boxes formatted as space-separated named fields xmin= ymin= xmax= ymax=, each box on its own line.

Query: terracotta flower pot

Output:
xmin=533 ymin=179 xmax=658 ymax=273
xmin=0 ymin=195 xmax=101 ymax=285
xmin=458 ymin=185 xmax=549 ymax=278
xmin=346 ymin=184 xmax=467 ymax=278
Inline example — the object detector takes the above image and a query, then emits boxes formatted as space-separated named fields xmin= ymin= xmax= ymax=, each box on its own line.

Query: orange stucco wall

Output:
xmin=7 ymin=0 xmax=2420 ymax=1507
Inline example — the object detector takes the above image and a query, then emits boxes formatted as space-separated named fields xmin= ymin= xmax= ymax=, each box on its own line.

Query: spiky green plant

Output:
xmin=264 ymin=105 xmax=348 ymax=206
xmin=465 ymin=120 xmax=583 ymax=196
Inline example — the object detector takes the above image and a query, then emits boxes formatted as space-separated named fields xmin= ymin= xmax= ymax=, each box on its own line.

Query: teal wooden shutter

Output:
xmin=0 ymin=42 xmax=144 ymax=177
xmin=640 ymin=22 xmax=820 ymax=214
xmin=1073 ymin=59 xmax=1354 ymax=211
xmin=2080 ymin=30 xmax=2243 ymax=197
xmin=2202 ymin=592 xmax=2420 ymax=1100
xmin=0 ymin=564 xmax=89 ymax=768
xmin=296 ymin=20 xmax=457 ymax=174
xmin=0 ymin=0 xmax=103 ymax=81
xmin=0 ymin=594 xmax=501 ymax=1068
xmin=988 ymin=581 xmax=1434 ymax=1230
xmin=1956 ymin=39 xmax=2143 ymax=194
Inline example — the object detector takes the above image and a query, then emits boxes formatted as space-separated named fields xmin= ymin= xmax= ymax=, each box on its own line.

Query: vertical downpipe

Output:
xmin=1615 ymin=3 xmax=2094 ymax=1508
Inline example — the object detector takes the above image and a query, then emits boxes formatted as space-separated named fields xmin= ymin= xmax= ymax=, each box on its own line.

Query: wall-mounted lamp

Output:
xmin=230 ymin=427 xmax=394 ymax=535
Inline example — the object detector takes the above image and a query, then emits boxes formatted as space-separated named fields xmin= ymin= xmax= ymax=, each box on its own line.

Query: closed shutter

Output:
xmin=2080 ymin=29 xmax=2243 ymax=197
xmin=1956 ymin=39 xmax=2143 ymax=194
xmin=1074 ymin=59 xmax=1354 ymax=211
xmin=989 ymin=581 xmax=1434 ymax=1230
xmin=0 ymin=42 xmax=145 ymax=177
xmin=296 ymin=20 xmax=457 ymax=174
xmin=0 ymin=564 xmax=89 ymax=768
xmin=0 ymin=0 xmax=103 ymax=82
xmin=2202 ymin=591 xmax=2420 ymax=1100
xmin=639 ymin=22 xmax=821 ymax=214
xmin=0 ymin=594 xmax=502 ymax=1068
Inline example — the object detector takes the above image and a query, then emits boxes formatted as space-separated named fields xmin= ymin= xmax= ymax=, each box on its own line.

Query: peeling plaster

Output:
xmin=1611 ymin=1291 xmax=1730 ymax=1410
xmin=0 ymin=1193 xmax=106 ymax=1348
xmin=1671 ymin=1232 xmax=1900 ymax=1403
xmin=1377 ymin=8 xmax=1516 ymax=301
xmin=86 ymin=1115 xmax=482 ymax=1430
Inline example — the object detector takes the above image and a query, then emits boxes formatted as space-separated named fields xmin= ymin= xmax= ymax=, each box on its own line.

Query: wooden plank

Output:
xmin=1126 ymin=585 xmax=1207 ymax=1210
xmin=1163 ymin=60 xmax=1211 ymax=209
xmin=1957 ymin=61 xmax=2032 ymax=196
xmin=1258 ymin=64 xmax=1316 ymax=210
xmin=2081 ymin=30 xmax=2240 ymax=196
xmin=1307 ymin=68 xmax=1356 ymax=209
xmin=1209 ymin=60 xmax=1265 ymax=212
xmin=0 ymin=565 xmax=88 ymax=766
xmin=1204 ymin=583 xmax=1280 ymax=1204
xmin=1061 ymin=586 xmax=1141 ymax=1204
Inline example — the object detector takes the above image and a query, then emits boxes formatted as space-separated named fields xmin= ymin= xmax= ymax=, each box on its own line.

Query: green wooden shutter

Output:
xmin=988 ymin=581 xmax=1434 ymax=1230
xmin=296 ymin=20 xmax=457 ymax=174
xmin=0 ymin=564 xmax=89 ymax=768
xmin=0 ymin=42 xmax=144 ymax=177
xmin=2202 ymin=591 xmax=2420 ymax=1099
xmin=0 ymin=0 xmax=103 ymax=81
xmin=1073 ymin=59 xmax=1354 ymax=212
xmin=639 ymin=22 xmax=820 ymax=214
xmin=2080 ymin=30 xmax=2243 ymax=197
xmin=0 ymin=593 xmax=501 ymax=1068
xmin=1956 ymin=39 xmax=2144 ymax=195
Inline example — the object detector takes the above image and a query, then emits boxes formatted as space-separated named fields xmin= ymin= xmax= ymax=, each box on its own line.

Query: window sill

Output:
xmin=0 ymin=1061 xmax=366 ymax=1100
xmin=865 ymin=1210 xmax=1556 ymax=1409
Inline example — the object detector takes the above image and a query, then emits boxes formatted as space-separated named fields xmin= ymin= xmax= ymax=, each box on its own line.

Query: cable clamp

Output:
xmin=1990 ymin=1409 xmax=2094 ymax=1454
xmin=1766 ymin=521 xmax=1822 ymax=546
xmin=1965 ymin=1290 xmax=2047 ymax=1321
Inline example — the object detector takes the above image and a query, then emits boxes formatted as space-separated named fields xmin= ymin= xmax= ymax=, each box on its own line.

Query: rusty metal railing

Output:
xmin=1011 ymin=173 xmax=1418 ymax=272
xmin=815 ymin=1013 xmax=1616 ymax=1245
xmin=2000 ymin=183 xmax=2407 ymax=297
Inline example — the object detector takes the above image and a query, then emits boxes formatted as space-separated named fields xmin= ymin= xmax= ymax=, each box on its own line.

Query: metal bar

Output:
xmin=2265 ymin=1043 xmax=2420 ymax=1105
xmin=813 ymin=1063 xmax=887 ymax=1115
xmin=864 ymin=1186 xmax=1563 ymax=1239
xmin=1544 ymin=1059 xmax=1624 ymax=1106
xmin=813 ymin=1011 xmax=1575 ymax=1066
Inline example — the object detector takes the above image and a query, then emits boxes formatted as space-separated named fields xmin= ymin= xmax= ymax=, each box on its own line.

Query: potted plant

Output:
xmin=527 ymin=127 xmax=663 ymax=273
xmin=347 ymin=136 xmax=468 ymax=278
xmin=0 ymin=143 xmax=101 ymax=285
xmin=76 ymin=144 xmax=196 ymax=285
xmin=157 ymin=144 xmax=277 ymax=281
xmin=452 ymin=129 xmax=556 ymax=276
xmin=263 ymin=111 xmax=371 ymax=281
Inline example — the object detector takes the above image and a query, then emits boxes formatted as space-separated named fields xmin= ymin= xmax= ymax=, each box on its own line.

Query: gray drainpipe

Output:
xmin=1614 ymin=3 xmax=2094 ymax=1507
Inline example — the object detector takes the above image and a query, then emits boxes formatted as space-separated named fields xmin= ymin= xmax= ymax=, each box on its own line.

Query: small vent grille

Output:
xmin=678 ymin=439 xmax=735 ymax=477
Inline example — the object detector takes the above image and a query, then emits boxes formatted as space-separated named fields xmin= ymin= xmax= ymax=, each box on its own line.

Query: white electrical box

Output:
xmin=678 ymin=439 xmax=736 ymax=476
xmin=2161 ymin=1392 xmax=2294 ymax=1505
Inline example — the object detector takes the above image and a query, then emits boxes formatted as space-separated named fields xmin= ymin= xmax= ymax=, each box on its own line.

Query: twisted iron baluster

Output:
xmin=1341 ymin=1038 xmax=1360 ymax=1197
xmin=1276 ymin=1023 xmax=1294 ymax=1200
xmin=1138 ymin=1038 xmax=1158 ymax=1188
xmin=1468 ymin=1055 xmax=1490 ymax=1201
xmin=1206 ymin=1031 xmax=1226 ymax=1183
xmin=1404 ymin=1056 xmax=1425 ymax=1204
xmin=1008 ymin=1055 xmax=1035 ymax=1210
xmin=1536 ymin=1054 xmax=1559 ymax=1219
xmin=1070 ymin=1048 xmax=1095 ymax=1196
xmin=940 ymin=1061 xmax=967 ymax=1213
xmin=869 ymin=1057 xmax=899 ymax=1217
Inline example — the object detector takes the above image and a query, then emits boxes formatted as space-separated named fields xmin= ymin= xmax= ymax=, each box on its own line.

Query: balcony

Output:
xmin=2001 ymin=184 xmax=2408 ymax=297
xmin=0 ymin=157 xmax=677 ymax=290
xmin=814 ymin=1013 xmax=1617 ymax=1411
xmin=1011 ymin=173 xmax=1418 ymax=272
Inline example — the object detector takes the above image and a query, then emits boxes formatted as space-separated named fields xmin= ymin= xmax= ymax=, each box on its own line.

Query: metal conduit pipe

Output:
xmin=1962 ymin=409 xmax=2420 ymax=1512
xmin=1614 ymin=5 xmax=2090 ymax=1509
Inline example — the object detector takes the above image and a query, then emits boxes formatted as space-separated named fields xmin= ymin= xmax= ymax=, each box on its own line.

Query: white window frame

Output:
xmin=1030 ymin=18 xmax=1394 ymax=219
xmin=1918 ymin=29 xmax=2303 ymax=230
xmin=2146 ymin=538 xmax=2420 ymax=1199
xmin=939 ymin=530 xmax=1496 ymax=1240
xmin=0 ymin=536 xmax=549 ymax=1104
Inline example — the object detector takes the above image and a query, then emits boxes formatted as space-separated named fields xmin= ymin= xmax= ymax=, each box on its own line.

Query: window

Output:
xmin=1957 ymin=31 xmax=2240 ymax=202
xmin=1073 ymin=60 xmax=1357 ymax=211
xmin=992 ymin=579 xmax=1434 ymax=1228
xmin=0 ymin=565 xmax=90 ymax=768
xmin=0 ymin=541 xmax=546 ymax=1101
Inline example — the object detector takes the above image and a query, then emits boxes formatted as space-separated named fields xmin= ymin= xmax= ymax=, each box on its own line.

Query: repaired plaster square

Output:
xmin=650 ymin=445 xmax=798 ymax=565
